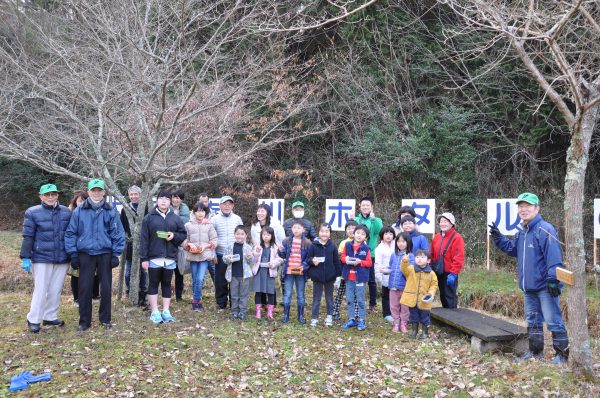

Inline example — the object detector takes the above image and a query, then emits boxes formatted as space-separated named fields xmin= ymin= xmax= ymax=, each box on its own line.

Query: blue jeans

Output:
xmin=125 ymin=260 xmax=148 ymax=293
xmin=283 ymin=274 xmax=305 ymax=306
xmin=190 ymin=261 xmax=209 ymax=301
xmin=524 ymin=289 xmax=567 ymax=333
xmin=409 ymin=307 xmax=431 ymax=325
xmin=345 ymin=280 xmax=366 ymax=321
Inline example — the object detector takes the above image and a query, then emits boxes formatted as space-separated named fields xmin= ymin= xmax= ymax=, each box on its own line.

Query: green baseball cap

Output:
xmin=39 ymin=183 xmax=59 ymax=195
xmin=291 ymin=201 xmax=305 ymax=209
xmin=516 ymin=192 xmax=540 ymax=206
xmin=87 ymin=179 xmax=106 ymax=190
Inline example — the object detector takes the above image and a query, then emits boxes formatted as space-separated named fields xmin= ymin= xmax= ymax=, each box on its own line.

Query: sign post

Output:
xmin=258 ymin=199 xmax=285 ymax=225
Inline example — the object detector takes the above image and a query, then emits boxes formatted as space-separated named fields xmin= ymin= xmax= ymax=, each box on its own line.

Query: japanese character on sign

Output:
xmin=401 ymin=199 xmax=436 ymax=234
xmin=325 ymin=199 xmax=356 ymax=231
xmin=486 ymin=199 xmax=522 ymax=236
xmin=259 ymin=199 xmax=285 ymax=225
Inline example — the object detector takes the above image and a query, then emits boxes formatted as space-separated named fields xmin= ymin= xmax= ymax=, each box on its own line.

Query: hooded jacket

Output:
xmin=387 ymin=250 xmax=413 ymax=291
xmin=251 ymin=244 xmax=283 ymax=278
xmin=400 ymin=258 xmax=438 ymax=310
xmin=374 ymin=241 xmax=394 ymax=287
xmin=20 ymin=202 xmax=71 ymax=263
xmin=139 ymin=208 xmax=186 ymax=263
xmin=183 ymin=217 xmax=217 ymax=262
xmin=493 ymin=214 xmax=563 ymax=292
xmin=65 ymin=198 xmax=125 ymax=256
xmin=306 ymin=239 xmax=341 ymax=283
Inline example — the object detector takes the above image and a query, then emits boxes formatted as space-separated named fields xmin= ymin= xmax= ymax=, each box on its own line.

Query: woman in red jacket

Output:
xmin=430 ymin=212 xmax=465 ymax=308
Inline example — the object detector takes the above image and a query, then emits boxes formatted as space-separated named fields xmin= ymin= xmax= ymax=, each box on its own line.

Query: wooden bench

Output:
xmin=431 ymin=308 xmax=528 ymax=355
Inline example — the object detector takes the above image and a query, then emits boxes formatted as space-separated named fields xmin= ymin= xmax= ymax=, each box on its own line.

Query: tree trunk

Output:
xmin=127 ymin=184 xmax=158 ymax=305
xmin=563 ymin=95 xmax=598 ymax=379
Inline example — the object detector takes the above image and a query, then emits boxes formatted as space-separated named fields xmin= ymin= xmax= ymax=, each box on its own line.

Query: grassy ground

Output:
xmin=1 ymin=231 xmax=600 ymax=397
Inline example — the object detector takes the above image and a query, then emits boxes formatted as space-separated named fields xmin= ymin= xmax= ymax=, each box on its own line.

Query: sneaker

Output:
xmin=310 ymin=319 xmax=318 ymax=327
xmin=229 ymin=312 xmax=239 ymax=320
xmin=551 ymin=354 xmax=568 ymax=365
xmin=341 ymin=319 xmax=358 ymax=329
xmin=73 ymin=300 xmax=79 ymax=308
xmin=238 ymin=313 xmax=246 ymax=321
xmin=325 ymin=315 xmax=333 ymax=327
xmin=150 ymin=311 xmax=163 ymax=324
xmin=197 ymin=302 xmax=204 ymax=311
xmin=514 ymin=351 xmax=543 ymax=362
xmin=369 ymin=305 xmax=377 ymax=313
xmin=192 ymin=303 xmax=201 ymax=312
xmin=161 ymin=309 xmax=175 ymax=323
xmin=384 ymin=315 xmax=394 ymax=323
xmin=357 ymin=319 xmax=366 ymax=331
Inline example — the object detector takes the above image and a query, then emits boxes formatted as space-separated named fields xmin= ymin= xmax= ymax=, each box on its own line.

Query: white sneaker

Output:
xmin=325 ymin=315 xmax=333 ymax=327
xmin=384 ymin=315 xmax=394 ymax=323
xmin=310 ymin=319 xmax=318 ymax=327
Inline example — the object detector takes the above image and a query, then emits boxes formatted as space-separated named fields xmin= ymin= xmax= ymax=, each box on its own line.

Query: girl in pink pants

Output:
xmin=387 ymin=232 xmax=413 ymax=333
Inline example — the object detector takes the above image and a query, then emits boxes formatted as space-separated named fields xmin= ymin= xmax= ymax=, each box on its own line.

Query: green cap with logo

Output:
xmin=39 ymin=183 xmax=59 ymax=195
xmin=291 ymin=201 xmax=305 ymax=209
xmin=87 ymin=179 xmax=106 ymax=190
xmin=516 ymin=192 xmax=540 ymax=206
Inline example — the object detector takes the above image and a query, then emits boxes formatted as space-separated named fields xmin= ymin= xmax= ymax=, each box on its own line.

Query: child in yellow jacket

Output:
xmin=400 ymin=249 xmax=438 ymax=339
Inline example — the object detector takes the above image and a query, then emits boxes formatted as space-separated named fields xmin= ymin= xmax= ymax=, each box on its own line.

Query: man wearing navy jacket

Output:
xmin=490 ymin=192 xmax=569 ymax=364
xmin=20 ymin=183 xmax=72 ymax=333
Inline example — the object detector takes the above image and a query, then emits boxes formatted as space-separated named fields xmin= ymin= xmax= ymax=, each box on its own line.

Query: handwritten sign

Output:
xmin=487 ymin=199 xmax=522 ymax=236
xmin=401 ymin=199 xmax=436 ymax=234
xmin=208 ymin=198 xmax=222 ymax=215
xmin=325 ymin=199 xmax=356 ymax=231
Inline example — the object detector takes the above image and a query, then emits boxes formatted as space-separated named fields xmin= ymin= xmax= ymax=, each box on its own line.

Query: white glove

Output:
xmin=334 ymin=277 xmax=341 ymax=289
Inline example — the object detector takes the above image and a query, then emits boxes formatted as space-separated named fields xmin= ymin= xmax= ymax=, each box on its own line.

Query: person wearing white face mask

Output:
xmin=282 ymin=201 xmax=317 ymax=242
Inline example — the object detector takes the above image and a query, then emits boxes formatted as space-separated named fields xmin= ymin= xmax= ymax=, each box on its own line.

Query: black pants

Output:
xmin=78 ymin=253 xmax=112 ymax=326
xmin=381 ymin=286 xmax=391 ymax=317
xmin=255 ymin=292 xmax=275 ymax=305
xmin=174 ymin=267 xmax=184 ymax=300
xmin=368 ymin=261 xmax=377 ymax=307
xmin=438 ymin=272 xmax=458 ymax=308
xmin=215 ymin=255 xmax=229 ymax=309
xmin=71 ymin=274 xmax=99 ymax=301
xmin=148 ymin=267 xmax=174 ymax=298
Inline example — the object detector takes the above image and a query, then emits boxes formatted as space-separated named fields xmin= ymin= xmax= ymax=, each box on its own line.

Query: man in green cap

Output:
xmin=489 ymin=192 xmax=569 ymax=364
xmin=283 ymin=201 xmax=317 ymax=241
xmin=19 ymin=183 xmax=72 ymax=333
xmin=65 ymin=179 xmax=125 ymax=331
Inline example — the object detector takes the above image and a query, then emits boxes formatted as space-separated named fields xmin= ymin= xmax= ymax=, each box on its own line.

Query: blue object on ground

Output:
xmin=22 ymin=372 xmax=52 ymax=383
xmin=8 ymin=372 xmax=30 ymax=392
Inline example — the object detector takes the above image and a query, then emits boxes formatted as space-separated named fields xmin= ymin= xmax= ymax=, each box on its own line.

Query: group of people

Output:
xmin=19 ymin=181 xmax=569 ymax=363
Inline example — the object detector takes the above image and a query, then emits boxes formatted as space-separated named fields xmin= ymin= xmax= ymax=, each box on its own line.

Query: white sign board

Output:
xmin=487 ymin=198 xmax=522 ymax=236
xmin=259 ymin=199 xmax=285 ymax=225
xmin=325 ymin=199 xmax=356 ymax=231
xmin=594 ymin=199 xmax=600 ymax=239
xmin=401 ymin=199 xmax=436 ymax=234
xmin=208 ymin=198 xmax=222 ymax=215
